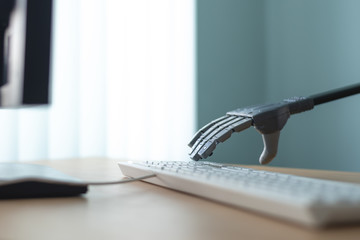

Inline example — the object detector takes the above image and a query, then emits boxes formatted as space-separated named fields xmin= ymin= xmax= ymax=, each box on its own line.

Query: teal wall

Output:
xmin=197 ymin=0 xmax=360 ymax=171
xmin=197 ymin=0 xmax=266 ymax=165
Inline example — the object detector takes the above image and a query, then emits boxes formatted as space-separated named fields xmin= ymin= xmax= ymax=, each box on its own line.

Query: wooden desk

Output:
xmin=1 ymin=158 xmax=360 ymax=240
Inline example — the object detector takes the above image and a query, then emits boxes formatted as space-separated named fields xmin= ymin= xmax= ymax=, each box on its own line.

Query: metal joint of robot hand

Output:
xmin=188 ymin=97 xmax=314 ymax=164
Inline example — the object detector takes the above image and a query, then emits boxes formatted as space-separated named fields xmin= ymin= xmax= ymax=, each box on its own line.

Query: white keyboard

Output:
xmin=118 ymin=161 xmax=360 ymax=227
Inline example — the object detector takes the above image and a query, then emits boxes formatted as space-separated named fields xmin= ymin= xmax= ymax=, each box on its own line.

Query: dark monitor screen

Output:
xmin=0 ymin=0 xmax=52 ymax=107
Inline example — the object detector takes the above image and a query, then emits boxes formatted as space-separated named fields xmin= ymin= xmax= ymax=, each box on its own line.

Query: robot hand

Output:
xmin=188 ymin=97 xmax=314 ymax=164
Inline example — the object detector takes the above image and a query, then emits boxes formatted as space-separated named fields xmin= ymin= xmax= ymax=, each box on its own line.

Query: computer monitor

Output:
xmin=0 ymin=0 xmax=53 ymax=107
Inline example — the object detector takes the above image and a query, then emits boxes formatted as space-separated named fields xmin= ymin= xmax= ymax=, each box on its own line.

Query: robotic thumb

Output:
xmin=259 ymin=131 xmax=280 ymax=164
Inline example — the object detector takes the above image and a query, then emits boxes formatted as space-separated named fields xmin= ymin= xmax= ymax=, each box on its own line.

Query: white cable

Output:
xmin=84 ymin=173 xmax=157 ymax=186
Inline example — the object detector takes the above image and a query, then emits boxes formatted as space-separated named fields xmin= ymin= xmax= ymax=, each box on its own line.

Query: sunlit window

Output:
xmin=0 ymin=0 xmax=195 ymax=162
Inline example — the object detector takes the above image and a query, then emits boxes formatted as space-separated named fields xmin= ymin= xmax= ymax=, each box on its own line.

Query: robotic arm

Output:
xmin=189 ymin=83 xmax=360 ymax=164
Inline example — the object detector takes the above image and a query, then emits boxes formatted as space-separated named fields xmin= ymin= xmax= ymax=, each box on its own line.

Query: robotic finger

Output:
xmin=189 ymin=116 xmax=252 ymax=160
